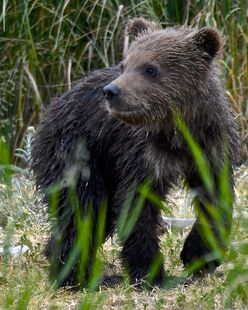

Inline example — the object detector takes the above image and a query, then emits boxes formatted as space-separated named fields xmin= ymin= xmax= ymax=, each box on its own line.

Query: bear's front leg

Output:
xmin=181 ymin=172 xmax=234 ymax=274
xmin=120 ymin=202 xmax=165 ymax=287
xmin=180 ymin=219 xmax=224 ymax=273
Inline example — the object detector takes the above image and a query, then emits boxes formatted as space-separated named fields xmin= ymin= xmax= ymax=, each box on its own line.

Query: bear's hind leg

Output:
xmin=46 ymin=192 xmax=111 ymax=289
xmin=46 ymin=218 xmax=80 ymax=288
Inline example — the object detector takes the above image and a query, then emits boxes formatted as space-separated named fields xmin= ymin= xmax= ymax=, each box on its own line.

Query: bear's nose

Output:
xmin=103 ymin=83 xmax=120 ymax=100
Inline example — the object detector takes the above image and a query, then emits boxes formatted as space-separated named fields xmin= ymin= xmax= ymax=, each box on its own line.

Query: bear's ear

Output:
xmin=128 ymin=17 xmax=160 ymax=39
xmin=192 ymin=27 xmax=223 ymax=59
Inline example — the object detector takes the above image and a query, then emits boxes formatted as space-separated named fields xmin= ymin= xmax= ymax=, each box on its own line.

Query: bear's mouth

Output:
xmin=107 ymin=102 xmax=169 ymax=130
xmin=106 ymin=103 xmax=148 ymax=127
xmin=105 ymin=97 xmax=137 ymax=113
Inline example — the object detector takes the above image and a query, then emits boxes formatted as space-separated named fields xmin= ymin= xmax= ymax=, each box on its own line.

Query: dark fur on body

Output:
xmin=32 ymin=18 xmax=239 ymax=288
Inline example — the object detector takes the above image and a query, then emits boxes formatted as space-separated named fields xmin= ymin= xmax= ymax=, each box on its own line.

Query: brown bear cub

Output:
xmin=32 ymin=18 xmax=239 ymax=288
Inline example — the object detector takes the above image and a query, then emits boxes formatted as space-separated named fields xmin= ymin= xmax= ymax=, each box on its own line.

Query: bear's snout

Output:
xmin=103 ymin=83 xmax=120 ymax=101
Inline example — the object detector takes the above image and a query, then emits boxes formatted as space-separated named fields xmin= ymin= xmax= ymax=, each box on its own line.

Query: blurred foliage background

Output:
xmin=0 ymin=0 xmax=247 ymax=162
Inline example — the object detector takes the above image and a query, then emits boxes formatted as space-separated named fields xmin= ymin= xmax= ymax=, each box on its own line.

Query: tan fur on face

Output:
xmin=107 ymin=19 xmax=223 ymax=130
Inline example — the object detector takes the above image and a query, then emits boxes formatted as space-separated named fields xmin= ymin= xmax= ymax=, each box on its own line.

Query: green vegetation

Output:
xmin=0 ymin=0 xmax=247 ymax=158
xmin=0 ymin=135 xmax=247 ymax=308
xmin=0 ymin=1 xmax=248 ymax=309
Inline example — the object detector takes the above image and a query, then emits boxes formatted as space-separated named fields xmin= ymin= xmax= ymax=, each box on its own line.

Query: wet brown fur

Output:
xmin=32 ymin=18 xmax=239 ymax=289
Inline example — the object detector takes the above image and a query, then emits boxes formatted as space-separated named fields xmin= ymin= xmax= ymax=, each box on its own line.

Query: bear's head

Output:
xmin=103 ymin=18 xmax=223 ymax=130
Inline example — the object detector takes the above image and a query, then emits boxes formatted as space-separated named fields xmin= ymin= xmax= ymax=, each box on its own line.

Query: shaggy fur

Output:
xmin=32 ymin=18 xmax=239 ymax=288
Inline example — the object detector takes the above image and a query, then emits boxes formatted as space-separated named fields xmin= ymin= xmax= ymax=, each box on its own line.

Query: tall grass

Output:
xmin=0 ymin=125 xmax=247 ymax=308
xmin=0 ymin=0 xmax=247 ymax=160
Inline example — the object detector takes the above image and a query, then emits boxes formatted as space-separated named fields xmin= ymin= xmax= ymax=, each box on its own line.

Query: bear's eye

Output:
xmin=145 ymin=66 xmax=158 ymax=77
